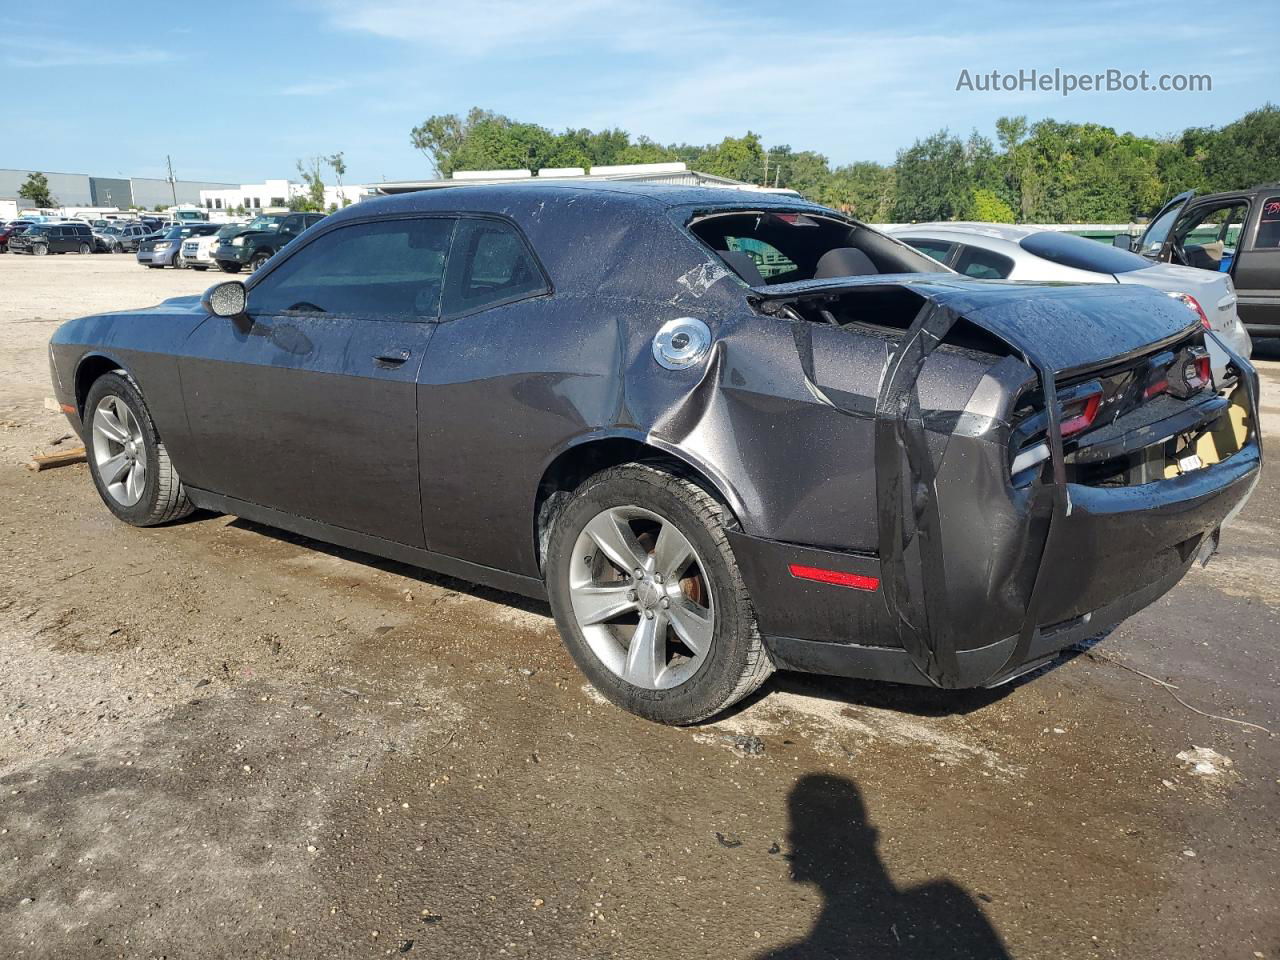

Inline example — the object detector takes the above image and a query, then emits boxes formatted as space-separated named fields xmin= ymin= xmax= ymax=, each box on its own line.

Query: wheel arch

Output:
xmin=532 ymin=430 xmax=746 ymax=573
xmin=74 ymin=352 xmax=132 ymax=416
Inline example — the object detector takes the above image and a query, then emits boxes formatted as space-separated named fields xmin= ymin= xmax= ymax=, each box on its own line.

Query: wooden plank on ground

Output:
xmin=26 ymin=445 xmax=87 ymax=472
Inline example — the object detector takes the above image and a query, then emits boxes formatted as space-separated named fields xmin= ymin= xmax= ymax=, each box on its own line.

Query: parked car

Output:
xmin=136 ymin=223 xmax=220 ymax=268
xmin=95 ymin=222 xmax=154 ymax=254
xmin=1125 ymin=185 xmax=1280 ymax=339
xmin=48 ymin=185 xmax=1260 ymax=724
xmin=886 ymin=223 xmax=1251 ymax=384
xmin=181 ymin=222 xmax=245 ymax=271
xmin=212 ymin=212 xmax=325 ymax=273
xmin=0 ymin=219 xmax=36 ymax=252
xmin=8 ymin=222 xmax=95 ymax=255
xmin=92 ymin=222 xmax=148 ymax=253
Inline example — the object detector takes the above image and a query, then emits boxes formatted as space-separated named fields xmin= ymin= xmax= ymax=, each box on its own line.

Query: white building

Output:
xmin=198 ymin=179 xmax=368 ymax=213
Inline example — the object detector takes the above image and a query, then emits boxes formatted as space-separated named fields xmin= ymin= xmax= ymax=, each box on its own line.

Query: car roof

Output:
xmin=339 ymin=181 xmax=829 ymax=219
xmin=888 ymin=222 xmax=1039 ymax=243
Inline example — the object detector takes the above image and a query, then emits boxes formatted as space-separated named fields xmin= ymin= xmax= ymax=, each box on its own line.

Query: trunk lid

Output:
xmin=752 ymin=274 xmax=1200 ymax=376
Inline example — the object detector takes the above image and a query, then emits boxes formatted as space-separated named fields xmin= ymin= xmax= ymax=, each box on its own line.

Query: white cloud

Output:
xmin=0 ymin=38 xmax=175 ymax=68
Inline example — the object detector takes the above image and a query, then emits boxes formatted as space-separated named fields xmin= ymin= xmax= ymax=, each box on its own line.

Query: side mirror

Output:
xmin=1112 ymin=233 xmax=1136 ymax=251
xmin=203 ymin=280 xmax=247 ymax=318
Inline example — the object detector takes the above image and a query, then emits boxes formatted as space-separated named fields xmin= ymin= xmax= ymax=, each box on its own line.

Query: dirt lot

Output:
xmin=1 ymin=253 xmax=1277 ymax=959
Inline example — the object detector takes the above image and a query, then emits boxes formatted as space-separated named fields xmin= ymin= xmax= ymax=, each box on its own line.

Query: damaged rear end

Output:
xmin=740 ymin=276 xmax=1262 ymax=689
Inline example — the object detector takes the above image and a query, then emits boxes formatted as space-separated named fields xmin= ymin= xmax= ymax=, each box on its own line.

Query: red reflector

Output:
xmin=1059 ymin=392 xmax=1101 ymax=438
xmin=788 ymin=563 xmax=879 ymax=591
xmin=59 ymin=403 xmax=76 ymax=415
xmin=1143 ymin=378 xmax=1168 ymax=399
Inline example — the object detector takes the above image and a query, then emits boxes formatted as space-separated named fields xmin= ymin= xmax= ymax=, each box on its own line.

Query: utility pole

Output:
xmin=166 ymin=155 xmax=178 ymax=207
xmin=762 ymin=151 xmax=769 ymax=188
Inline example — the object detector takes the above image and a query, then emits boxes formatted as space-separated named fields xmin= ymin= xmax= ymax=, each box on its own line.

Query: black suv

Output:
xmin=8 ymin=223 xmax=95 ymax=255
xmin=213 ymin=212 xmax=326 ymax=273
xmin=1130 ymin=184 xmax=1280 ymax=339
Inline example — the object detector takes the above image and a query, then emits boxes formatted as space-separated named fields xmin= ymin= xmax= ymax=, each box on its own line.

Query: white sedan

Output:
xmin=886 ymin=222 xmax=1252 ymax=383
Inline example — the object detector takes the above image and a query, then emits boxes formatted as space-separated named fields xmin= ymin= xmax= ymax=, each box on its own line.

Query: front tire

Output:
xmin=218 ymin=261 xmax=242 ymax=274
xmin=545 ymin=463 xmax=773 ymax=724
xmin=249 ymin=251 xmax=271 ymax=272
xmin=84 ymin=372 xmax=195 ymax=527
xmin=32 ymin=244 xmax=47 ymax=256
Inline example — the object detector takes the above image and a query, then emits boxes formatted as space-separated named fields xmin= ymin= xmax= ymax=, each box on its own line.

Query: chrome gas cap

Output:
xmin=653 ymin=317 xmax=712 ymax=370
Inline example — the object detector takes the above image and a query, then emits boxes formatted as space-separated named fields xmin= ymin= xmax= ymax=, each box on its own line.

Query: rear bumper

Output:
xmin=1243 ymin=322 xmax=1280 ymax=339
xmin=730 ymin=389 xmax=1261 ymax=689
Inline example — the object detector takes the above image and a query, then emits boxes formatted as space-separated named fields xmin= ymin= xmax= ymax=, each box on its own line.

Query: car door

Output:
xmin=1233 ymin=193 xmax=1280 ymax=335
xmin=179 ymin=215 xmax=456 ymax=546
xmin=416 ymin=216 xmax=563 ymax=575
xmin=1136 ymin=190 xmax=1194 ymax=261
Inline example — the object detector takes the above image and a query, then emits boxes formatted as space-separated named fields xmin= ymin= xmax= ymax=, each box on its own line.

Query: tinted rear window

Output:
xmin=1019 ymin=231 xmax=1150 ymax=274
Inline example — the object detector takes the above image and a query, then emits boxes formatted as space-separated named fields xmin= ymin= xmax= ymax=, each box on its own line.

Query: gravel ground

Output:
xmin=0 ymin=253 xmax=1277 ymax=959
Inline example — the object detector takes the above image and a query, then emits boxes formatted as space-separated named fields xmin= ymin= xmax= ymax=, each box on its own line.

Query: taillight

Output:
xmin=1058 ymin=387 xmax=1103 ymax=439
xmin=1168 ymin=292 xmax=1211 ymax=331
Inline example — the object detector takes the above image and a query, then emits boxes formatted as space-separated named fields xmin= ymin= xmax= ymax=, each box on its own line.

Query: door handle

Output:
xmin=373 ymin=348 xmax=411 ymax=368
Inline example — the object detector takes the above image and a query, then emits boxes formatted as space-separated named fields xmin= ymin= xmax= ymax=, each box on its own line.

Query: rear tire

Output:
xmin=84 ymin=372 xmax=195 ymax=527
xmin=545 ymin=463 xmax=773 ymax=724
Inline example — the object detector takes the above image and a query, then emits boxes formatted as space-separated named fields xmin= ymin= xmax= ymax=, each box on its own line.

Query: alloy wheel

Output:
xmin=91 ymin=395 xmax=147 ymax=507
xmin=568 ymin=505 xmax=714 ymax=690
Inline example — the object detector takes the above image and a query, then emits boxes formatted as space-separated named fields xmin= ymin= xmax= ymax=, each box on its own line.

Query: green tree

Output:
xmin=824 ymin=162 xmax=896 ymax=220
xmin=18 ymin=172 xmax=55 ymax=207
xmin=1196 ymin=104 xmax=1280 ymax=191
xmin=292 ymin=157 xmax=326 ymax=212
xmin=688 ymin=132 xmax=765 ymax=182
xmin=327 ymin=151 xmax=348 ymax=205
xmin=892 ymin=131 xmax=974 ymax=221
xmin=971 ymin=188 xmax=1016 ymax=222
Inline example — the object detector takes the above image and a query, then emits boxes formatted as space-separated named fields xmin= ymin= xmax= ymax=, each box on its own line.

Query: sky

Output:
xmin=2 ymin=0 xmax=1276 ymax=186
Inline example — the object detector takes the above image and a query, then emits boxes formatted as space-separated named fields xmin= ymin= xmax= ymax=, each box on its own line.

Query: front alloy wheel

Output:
xmin=91 ymin=395 xmax=147 ymax=506
xmin=84 ymin=372 xmax=194 ymax=526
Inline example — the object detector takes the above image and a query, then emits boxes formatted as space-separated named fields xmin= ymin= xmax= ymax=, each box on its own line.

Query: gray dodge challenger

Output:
xmin=48 ymin=184 xmax=1262 ymax=724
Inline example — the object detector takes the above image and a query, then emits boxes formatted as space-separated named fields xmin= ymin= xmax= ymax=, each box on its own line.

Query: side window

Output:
xmin=1140 ymin=204 xmax=1182 ymax=256
xmin=954 ymin=245 xmax=1013 ymax=279
xmin=442 ymin=219 xmax=548 ymax=316
xmin=725 ymin=235 xmax=797 ymax=279
xmin=902 ymin=238 xmax=955 ymax=263
xmin=249 ymin=217 xmax=456 ymax=320
xmin=1255 ymin=197 xmax=1280 ymax=249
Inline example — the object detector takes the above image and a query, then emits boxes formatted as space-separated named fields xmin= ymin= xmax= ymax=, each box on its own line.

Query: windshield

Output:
xmin=100 ymin=226 xmax=123 ymax=235
xmin=24 ymin=226 xmax=50 ymax=236
xmin=1019 ymin=231 xmax=1151 ymax=274
xmin=246 ymin=216 xmax=281 ymax=233
xmin=217 ymin=223 xmax=244 ymax=239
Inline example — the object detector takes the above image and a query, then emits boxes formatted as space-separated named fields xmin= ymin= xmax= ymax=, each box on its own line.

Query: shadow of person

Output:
xmin=758 ymin=774 xmax=1012 ymax=960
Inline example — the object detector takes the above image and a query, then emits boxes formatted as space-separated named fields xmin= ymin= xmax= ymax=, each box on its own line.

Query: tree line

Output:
xmin=410 ymin=104 xmax=1280 ymax=224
